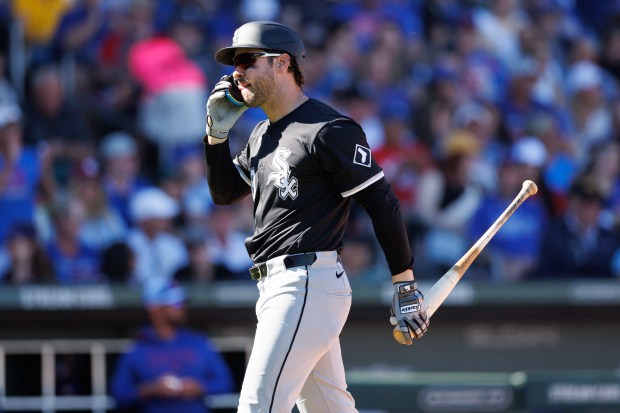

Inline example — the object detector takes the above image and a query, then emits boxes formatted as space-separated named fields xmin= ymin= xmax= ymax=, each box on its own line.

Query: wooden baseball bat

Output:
xmin=393 ymin=180 xmax=538 ymax=344
xmin=425 ymin=179 xmax=539 ymax=317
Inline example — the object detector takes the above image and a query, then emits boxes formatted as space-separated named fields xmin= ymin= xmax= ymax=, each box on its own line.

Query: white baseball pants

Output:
xmin=237 ymin=251 xmax=358 ymax=413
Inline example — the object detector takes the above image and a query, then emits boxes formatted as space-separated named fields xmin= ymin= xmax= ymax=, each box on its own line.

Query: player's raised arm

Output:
xmin=203 ymin=76 xmax=252 ymax=205
xmin=205 ymin=75 xmax=248 ymax=144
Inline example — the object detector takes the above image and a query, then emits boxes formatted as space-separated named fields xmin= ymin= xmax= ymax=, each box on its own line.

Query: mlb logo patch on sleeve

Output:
xmin=353 ymin=144 xmax=372 ymax=167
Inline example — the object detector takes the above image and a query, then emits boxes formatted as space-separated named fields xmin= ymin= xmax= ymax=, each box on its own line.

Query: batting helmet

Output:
xmin=215 ymin=21 xmax=306 ymax=66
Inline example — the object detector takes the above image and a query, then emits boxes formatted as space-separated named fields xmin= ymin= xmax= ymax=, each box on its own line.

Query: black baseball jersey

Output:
xmin=204 ymin=98 xmax=413 ymax=274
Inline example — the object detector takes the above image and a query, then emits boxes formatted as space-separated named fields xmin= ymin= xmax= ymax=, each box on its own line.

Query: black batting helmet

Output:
xmin=215 ymin=21 xmax=306 ymax=65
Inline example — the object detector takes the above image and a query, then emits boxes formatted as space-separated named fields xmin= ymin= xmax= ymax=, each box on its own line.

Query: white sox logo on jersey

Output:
xmin=353 ymin=144 xmax=372 ymax=167
xmin=268 ymin=147 xmax=298 ymax=200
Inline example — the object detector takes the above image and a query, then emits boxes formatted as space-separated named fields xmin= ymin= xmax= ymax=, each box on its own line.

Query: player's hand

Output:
xmin=390 ymin=281 xmax=429 ymax=345
xmin=206 ymin=75 xmax=248 ymax=141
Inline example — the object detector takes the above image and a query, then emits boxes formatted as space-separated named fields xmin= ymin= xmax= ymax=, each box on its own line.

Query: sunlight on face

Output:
xmin=241 ymin=62 xmax=277 ymax=108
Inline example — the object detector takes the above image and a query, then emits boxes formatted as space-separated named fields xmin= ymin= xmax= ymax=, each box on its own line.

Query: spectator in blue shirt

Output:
xmin=46 ymin=197 xmax=104 ymax=284
xmin=468 ymin=137 xmax=550 ymax=281
xmin=533 ymin=174 xmax=620 ymax=279
xmin=99 ymin=131 xmax=152 ymax=227
xmin=22 ymin=64 xmax=94 ymax=185
xmin=50 ymin=0 xmax=109 ymax=67
xmin=0 ymin=100 xmax=41 ymax=247
xmin=111 ymin=280 xmax=234 ymax=413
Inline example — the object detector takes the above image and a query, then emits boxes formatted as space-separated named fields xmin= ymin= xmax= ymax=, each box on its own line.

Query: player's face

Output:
xmin=233 ymin=49 xmax=277 ymax=108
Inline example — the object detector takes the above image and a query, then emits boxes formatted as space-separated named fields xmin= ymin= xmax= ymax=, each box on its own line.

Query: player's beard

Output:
xmin=241 ymin=65 xmax=276 ymax=108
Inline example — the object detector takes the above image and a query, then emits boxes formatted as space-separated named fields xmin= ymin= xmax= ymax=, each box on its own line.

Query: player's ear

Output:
xmin=276 ymin=54 xmax=289 ymax=71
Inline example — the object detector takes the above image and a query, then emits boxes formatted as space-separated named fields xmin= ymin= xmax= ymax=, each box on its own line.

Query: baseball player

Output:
xmin=203 ymin=21 xmax=430 ymax=413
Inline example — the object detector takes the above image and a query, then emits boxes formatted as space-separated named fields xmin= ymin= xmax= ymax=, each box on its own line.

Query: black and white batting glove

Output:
xmin=206 ymin=75 xmax=248 ymax=141
xmin=390 ymin=281 xmax=429 ymax=345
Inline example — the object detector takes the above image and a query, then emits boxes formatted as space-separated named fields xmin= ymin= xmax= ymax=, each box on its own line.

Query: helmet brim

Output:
xmin=215 ymin=43 xmax=275 ymax=66
xmin=215 ymin=46 xmax=243 ymax=66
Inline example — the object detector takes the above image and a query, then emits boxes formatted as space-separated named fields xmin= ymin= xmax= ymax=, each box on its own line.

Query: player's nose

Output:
xmin=233 ymin=66 xmax=245 ymax=78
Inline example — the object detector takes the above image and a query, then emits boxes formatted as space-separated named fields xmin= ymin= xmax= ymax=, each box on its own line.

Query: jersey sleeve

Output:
xmin=203 ymin=139 xmax=251 ymax=204
xmin=312 ymin=119 xmax=384 ymax=197
xmin=353 ymin=179 xmax=414 ymax=275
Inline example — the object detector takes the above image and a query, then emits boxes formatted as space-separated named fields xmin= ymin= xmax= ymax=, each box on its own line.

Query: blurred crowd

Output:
xmin=1 ymin=0 xmax=620 ymax=289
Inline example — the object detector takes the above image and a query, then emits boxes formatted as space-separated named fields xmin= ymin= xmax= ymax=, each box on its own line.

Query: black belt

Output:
xmin=249 ymin=252 xmax=318 ymax=281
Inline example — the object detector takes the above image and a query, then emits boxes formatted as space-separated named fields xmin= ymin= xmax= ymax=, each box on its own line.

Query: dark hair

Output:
xmin=288 ymin=55 xmax=305 ymax=88
xmin=100 ymin=242 xmax=134 ymax=283
xmin=569 ymin=174 xmax=606 ymax=203
xmin=264 ymin=50 xmax=305 ymax=87
xmin=30 ymin=247 xmax=56 ymax=283
xmin=7 ymin=223 xmax=37 ymax=241
xmin=2 ymin=241 xmax=55 ymax=284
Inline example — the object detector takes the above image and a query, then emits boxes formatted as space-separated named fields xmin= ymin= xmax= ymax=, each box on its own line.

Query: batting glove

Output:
xmin=206 ymin=75 xmax=248 ymax=141
xmin=390 ymin=281 xmax=429 ymax=345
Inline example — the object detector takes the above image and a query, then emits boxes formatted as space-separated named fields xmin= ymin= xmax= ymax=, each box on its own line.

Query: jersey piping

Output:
xmin=269 ymin=271 xmax=309 ymax=412
xmin=340 ymin=171 xmax=385 ymax=198
xmin=233 ymin=157 xmax=251 ymax=186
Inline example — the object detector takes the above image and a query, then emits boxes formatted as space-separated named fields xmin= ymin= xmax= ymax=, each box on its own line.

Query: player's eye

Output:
xmin=233 ymin=53 xmax=259 ymax=70
xmin=233 ymin=52 xmax=283 ymax=70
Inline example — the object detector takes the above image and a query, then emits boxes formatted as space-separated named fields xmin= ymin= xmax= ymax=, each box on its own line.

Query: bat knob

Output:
xmin=392 ymin=324 xmax=414 ymax=345
xmin=523 ymin=180 xmax=538 ymax=196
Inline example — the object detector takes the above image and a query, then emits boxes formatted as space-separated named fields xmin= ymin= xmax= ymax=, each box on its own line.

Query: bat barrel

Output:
xmin=427 ymin=180 xmax=538 ymax=316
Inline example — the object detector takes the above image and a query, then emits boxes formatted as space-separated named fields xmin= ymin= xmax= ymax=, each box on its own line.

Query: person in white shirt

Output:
xmin=127 ymin=187 xmax=188 ymax=286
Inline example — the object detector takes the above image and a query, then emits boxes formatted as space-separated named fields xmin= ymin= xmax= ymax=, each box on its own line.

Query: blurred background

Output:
xmin=0 ymin=0 xmax=619 ymax=412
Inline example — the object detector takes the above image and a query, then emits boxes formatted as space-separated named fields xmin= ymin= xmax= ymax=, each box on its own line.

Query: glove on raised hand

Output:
xmin=390 ymin=281 xmax=429 ymax=345
xmin=206 ymin=75 xmax=248 ymax=140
